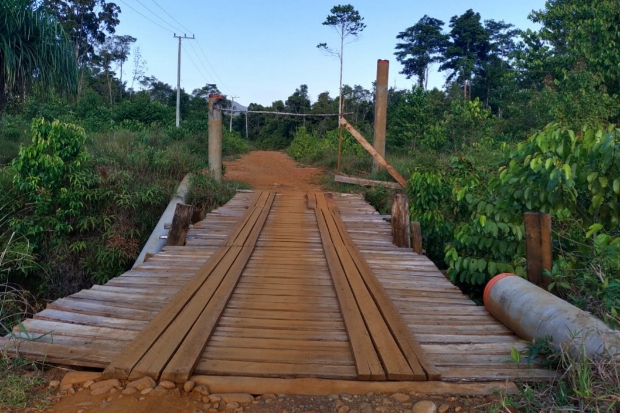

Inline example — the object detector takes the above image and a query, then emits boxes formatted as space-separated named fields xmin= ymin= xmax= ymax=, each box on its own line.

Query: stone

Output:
xmin=338 ymin=406 xmax=350 ymax=413
xmin=225 ymin=402 xmax=240 ymax=411
xmin=127 ymin=377 xmax=157 ymax=391
xmin=61 ymin=372 xmax=101 ymax=386
xmin=174 ymin=388 xmax=181 ymax=397
xmin=359 ymin=402 xmax=372 ymax=413
xmin=159 ymin=380 xmax=176 ymax=390
xmin=438 ymin=404 xmax=450 ymax=413
xmin=68 ymin=388 xmax=76 ymax=395
xmin=365 ymin=392 xmax=374 ymax=397
xmin=149 ymin=386 xmax=169 ymax=396
xmin=77 ymin=410 xmax=84 ymax=413
xmin=262 ymin=394 xmax=277 ymax=400
xmin=208 ymin=395 xmax=222 ymax=403
xmin=193 ymin=385 xmax=210 ymax=396
xmin=412 ymin=400 xmax=437 ymax=413
xmin=328 ymin=394 xmax=339 ymax=400
xmin=60 ymin=383 xmax=73 ymax=391
xmin=83 ymin=380 xmax=95 ymax=389
xmin=203 ymin=403 xmax=212 ymax=409
xmin=109 ymin=388 xmax=118 ymax=395
xmin=90 ymin=386 xmax=113 ymax=396
xmin=391 ymin=393 xmax=410 ymax=403
xmin=75 ymin=401 xmax=93 ymax=406
xmin=213 ymin=393 xmax=254 ymax=404
xmin=335 ymin=400 xmax=345 ymax=408
xmin=454 ymin=408 xmax=462 ymax=413
xmin=49 ymin=381 xmax=61 ymax=388
xmin=91 ymin=379 xmax=121 ymax=390
xmin=340 ymin=394 xmax=352 ymax=401
xmin=184 ymin=381 xmax=196 ymax=393
xmin=99 ymin=402 xmax=110 ymax=408
xmin=140 ymin=387 xmax=153 ymax=395
xmin=193 ymin=409 xmax=205 ymax=413
xmin=122 ymin=388 xmax=138 ymax=395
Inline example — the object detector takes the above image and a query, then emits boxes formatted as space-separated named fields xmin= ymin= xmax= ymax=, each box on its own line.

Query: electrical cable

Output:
xmin=132 ymin=0 xmax=184 ymax=33
xmin=151 ymin=0 xmax=194 ymax=35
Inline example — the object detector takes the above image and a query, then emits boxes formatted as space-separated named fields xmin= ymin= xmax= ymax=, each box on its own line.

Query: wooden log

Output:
xmin=335 ymin=175 xmax=402 ymax=189
xmin=391 ymin=193 xmax=411 ymax=248
xmin=523 ymin=212 xmax=552 ymax=289
xmin=411 ymin=222 xmax=423 ymax=255
xmin=165 ymin=203 xmax=193 ymax=247
xmin=339 ymin=118 xmax=408 ymax=188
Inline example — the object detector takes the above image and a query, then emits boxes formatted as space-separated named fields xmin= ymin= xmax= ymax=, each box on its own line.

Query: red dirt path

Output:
xmin=223 ymin=151 xmax=323 ymax=192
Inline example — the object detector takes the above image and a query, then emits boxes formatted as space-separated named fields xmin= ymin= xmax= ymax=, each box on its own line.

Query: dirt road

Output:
xmin=224 ymin=151 xmax=323 ymax=192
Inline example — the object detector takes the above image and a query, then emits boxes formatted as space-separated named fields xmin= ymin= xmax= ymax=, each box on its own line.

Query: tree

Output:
xmin=43 ymin=0 xmax=120 ymax=93
xmin=317 ymin=4 xmax=366 ymax=118
xmin=0 ymin=0 xmax=78 ymax=111
xmin=394 ymin=16 xmax=448 ymax=89
xmin=130 ymin=46 xmax=147 ymax=93
xmin=440 ymin=9 xmax=489 ymax=99
xmin=110 ymin=34 xmax=135 ymax=88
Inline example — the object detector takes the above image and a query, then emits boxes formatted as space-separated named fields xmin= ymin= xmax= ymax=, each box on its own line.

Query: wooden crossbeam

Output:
xmin=102 ymin=191 xmax=274 ymax=381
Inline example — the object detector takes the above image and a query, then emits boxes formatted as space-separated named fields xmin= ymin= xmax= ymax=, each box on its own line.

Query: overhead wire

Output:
xmin=132 ymin=0 xmax=184 ymax=33
xmin=117 ymin=0 xmax=174 ymax=33
xmin=187 ymin=41 xmax=217 ymax=84
xmin=181 ymin=44 xmax=211 ymax=85
xmin=151 ymin=0 xmax=194 ymax=35
xmin=195 ymin=42 xmax=234 ymax=95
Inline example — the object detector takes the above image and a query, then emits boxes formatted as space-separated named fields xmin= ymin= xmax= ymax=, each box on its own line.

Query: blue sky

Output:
xmin=115 ymin=0 xmax=546 ymax=106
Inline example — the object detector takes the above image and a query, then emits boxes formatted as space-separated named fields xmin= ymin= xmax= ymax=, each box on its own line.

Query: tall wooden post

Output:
xmin=208 ymin=94 xmax=224 ymax=182
xmin=372 ymin=60 xmax=389 ymax=173
xmin=391 ymin=193 xmax=411 ymax=248
xmin=523 ymin=212 xmax=553 ymax=289
xmin=165 ymin=203 xmax=193 ymax=247
xmin=411 ymin=222 xmax=423 ymax=255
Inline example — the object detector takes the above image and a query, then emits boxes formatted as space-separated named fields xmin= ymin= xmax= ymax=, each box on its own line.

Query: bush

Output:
xmin=185 ymin=173 xmax=249 ymax=220
xmin=222 ymin=129 xmax=250 ymax=156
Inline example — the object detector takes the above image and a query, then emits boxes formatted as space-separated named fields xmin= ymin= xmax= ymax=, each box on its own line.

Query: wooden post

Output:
xmin=208 ymin=94 xmax=224 ymax=182
xmin=165 ymin=203 xmax=194 ymax=247
xmin=411 ymin=222 xmax=423 ymax=255
xmin=372 ymin=60 xmax=389 ymax=173
xmin=391 ymin=193 xmax=411 ymax=248
xmin=523 ymin=212 xmax=553 ymax=289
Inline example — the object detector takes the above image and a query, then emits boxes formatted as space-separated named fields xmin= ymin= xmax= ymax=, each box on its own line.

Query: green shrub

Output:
xmin=223 ymin=129 xmax=250 ymax=156
xmin=288 ymin=126 xmax=331 ymax=162
xmin=185 ymin=173 xmax=249 ymax=219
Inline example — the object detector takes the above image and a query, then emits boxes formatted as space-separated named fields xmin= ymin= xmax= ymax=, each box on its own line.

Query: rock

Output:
xmin=122 ymin=387 xmax=138 ymax=395
xmin=77 ymin=410 xmax=84 ymax=413
xmin=262 ymin=394 xmax=277 ymax=400
xmin=225 ymin=402 xmax=240 ymax=411
xmin=340 ymin=394 xmax=352 ymax=401
xmin=366 ymin=392 xmax=374 ymax=397
xmin=127 ymin=377 xmax=157 ymax=391
xmin=60 ymin=383 xmax=73 ymax=391
xmin=173 ymin=388 xmax=181 ymax=397
xmin=328 ymin=394 xmax=339 ymax=400
xmin=100 ymin=401 xmax=110 ymax=408
xmin=212 ymin=393 xmax=254 ymax=404
xmin=90 ymin=386 xmax=113 ymax=396
xmin=335 ymin=400 xmax=345 ymax=408
xmin=109 ymin=388 xmax=118 ymax=395
xmin=75 ymin=401 xmax=93 ymax=407
xmin=203 ymin=403 xmax=212 ymax=409
xmin=208 ymin=395 xmax=222 ymax=403
xmin=83 ymin=380 xmax=95 ymax=389
xmin=159 ymin=380 xmax=176 ymax=390
xmin=454 ymin=407 xmax=462 ymax=413
xmin=49 ymin=380 xmax=60 ymax=388
xmin=193 ymin=385 xmax=210 ymax=396
xmin=438 ymin=404 xmax=450 ymax=413
xmin=68 ymin=387 xmax=76 ymax=395
xmin=338 ymin=406 xmax=350 ymax=413
xmin=193 ymin=408 xmax=205 ymax=413
xmin=412 ymin=400 xmax=437 ymax=413
xmin=140 ymin=387 xmax=153 ymax=395
xmin=90 ymin=379 xmax=121 ymax=390
xmin=139 ymin=397 xmax=145 ymax=401
xmin=61 ymin=372 xmax=101 ymax=386
xmin=391 ymin=393 xmax=410 ymax=403
xmin=184 ymin=381 xmax=196 ymax=393
xmin=150 ymin=386 xmax=169 ymax=396
xmin=359 ymin=402 xmax=372 ymax=413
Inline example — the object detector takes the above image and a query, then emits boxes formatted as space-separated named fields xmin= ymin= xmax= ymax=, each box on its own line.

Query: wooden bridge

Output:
xmin=0 ymin=191 xmax=555 ymax=393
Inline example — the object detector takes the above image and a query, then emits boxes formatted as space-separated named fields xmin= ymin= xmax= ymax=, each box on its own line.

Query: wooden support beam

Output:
xmin=391 ymin=193 xmax=411 ymax=248
xmin=411 ymin=222 xmax=423 ymax=255
xmin=523 ymin=212 xmax=553 ymax=289
xmin=335 ymin=175 xmax=402 ymax=189
xmin=339 ymin=118 xmax=407 ymax=188
xmin=165 ymin=204 xmax=193 ymax=247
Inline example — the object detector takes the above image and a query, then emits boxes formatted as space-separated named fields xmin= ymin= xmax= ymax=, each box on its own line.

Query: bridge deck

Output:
xmin=1 ymin=191 xmax=555 ymax=387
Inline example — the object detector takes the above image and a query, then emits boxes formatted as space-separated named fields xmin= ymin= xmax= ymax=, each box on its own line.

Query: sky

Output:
xmin=115 ymin=0 xmax=547 ymax=107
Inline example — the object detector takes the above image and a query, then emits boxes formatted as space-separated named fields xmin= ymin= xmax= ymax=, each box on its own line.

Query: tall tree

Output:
xmin=317 ymin=4 xmax=366 ymax=118
xmin=0 ymin=0 xmax=77 ymax=111
xmin=394 ymin=16 xmax=448 ymax=89
xmin=43 ymin=0 xmax=120 ymax=93
xmin=440 ymin=9 xmax=489 ymax=99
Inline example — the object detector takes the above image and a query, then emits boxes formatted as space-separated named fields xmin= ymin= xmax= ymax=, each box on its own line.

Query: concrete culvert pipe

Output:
xmin=484 ymin=273 xmax=620 ymax=357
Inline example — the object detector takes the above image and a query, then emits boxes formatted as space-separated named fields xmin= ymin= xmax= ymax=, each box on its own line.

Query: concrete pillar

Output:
xmin=373 ymin=60 xmax=389 ymax=173
xmin=208 ymin=94 xmax=224 ymax=182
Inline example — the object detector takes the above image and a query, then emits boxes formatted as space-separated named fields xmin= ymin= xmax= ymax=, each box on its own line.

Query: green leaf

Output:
xmin=479 ymin=215 xmax=487 ymax=227
xmin=562 ymin=164 xmax=571 ymax=179
xmin=587 ymin=172 xmax=599 ymax=183
xmin=586 ymin=223 xmax=603 ymax=238
xmin=488 ymin=261 xmax=497 ymax=275
xmin=614 ymin=179 xmax=620 ymax=195
xmin=510 ymin=347 xmax=521 ymax=364
xmin=599 ymin=177 xmax=609 ymax=188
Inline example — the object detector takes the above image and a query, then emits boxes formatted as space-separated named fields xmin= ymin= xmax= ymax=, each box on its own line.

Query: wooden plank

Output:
xmin=165 ymin=203 xmax=193 ymax=246
xmin=391 ymin=193 xmax=411 ymax=248
xmin=312 ymin=197 xmax=386 ymax=381
xmin=203 ymin=347 xmax=354 ymax=366
xmin=191 ymin=375 xmax=518 ymax=396
xmin=335 ymin=175 xmax=401 ymax=189
xmin=195 ymin=359 xmax=357 ymax=380
xmin=524 ymin=212 xmax=553 ymax=289
xmin=411 ymin=222 xmax=423 ymax=255
xmin=159 ymin=193 xmax=276 ymax=382
xmin=339 ymin=118 xmax=407 ymax=188
xmin=325 ymin=194 xmax=441 ymax=381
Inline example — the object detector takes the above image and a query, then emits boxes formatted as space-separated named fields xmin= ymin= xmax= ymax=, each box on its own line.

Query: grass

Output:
xmin=0 ymin=355 xmax=53 ymax=410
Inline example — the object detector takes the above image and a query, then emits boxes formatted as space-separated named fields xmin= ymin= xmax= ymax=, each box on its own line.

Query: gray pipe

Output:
xmin=132 ymin=174 xmax=191 ymax=268
xmin=485 ymin=274 xmax=620 ymax=357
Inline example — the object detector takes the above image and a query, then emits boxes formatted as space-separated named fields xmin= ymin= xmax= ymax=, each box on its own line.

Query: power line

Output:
xmin=181 ymin=43 xmax=210 ymax=84
xmin=195 ymin=41 xmax=234 ymax=95
xmin=151 ymin=0 xmax=193 ymax=35
xmin=116 ymin=0 xmax=174 ymax=33
xmin=133 ymin=0 xmax=184 ymax=33
xmin=187 ymin=41 xmax=217 ymax=84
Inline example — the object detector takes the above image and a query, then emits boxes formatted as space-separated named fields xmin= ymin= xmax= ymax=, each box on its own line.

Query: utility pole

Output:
xmin=229 ymin=96 xmax=239 ymax=132
xmin=174 ymin=33 xmax=195 ymax=128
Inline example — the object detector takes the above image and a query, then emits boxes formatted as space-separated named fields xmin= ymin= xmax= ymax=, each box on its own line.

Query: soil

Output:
xmin=223 ymin=151 xmax=323 ymax=192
